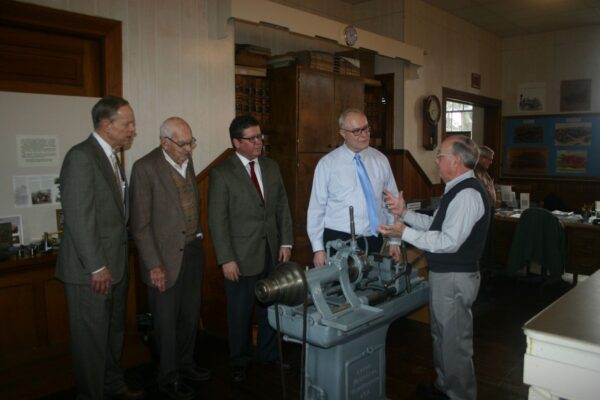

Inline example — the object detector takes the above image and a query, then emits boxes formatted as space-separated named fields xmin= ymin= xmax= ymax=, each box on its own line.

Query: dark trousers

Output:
xmin=323 ymin=228 xmax=384 ymax=255
xmin=64 ymin=273 xmax=128 ymax=400
xmin=148 ymin=238 xmax=204 ymax=385
xmin=224 ymin=247 xmax=277 ymax=367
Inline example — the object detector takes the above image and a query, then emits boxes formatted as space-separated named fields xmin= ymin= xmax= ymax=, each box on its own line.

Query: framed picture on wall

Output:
xmin=560 ymin=79 xmax=591 ymax=112
xmin=507 ymin=147 xmax=548 ymax=174
xmin=517 ymin=82 xmax=546 ymax=113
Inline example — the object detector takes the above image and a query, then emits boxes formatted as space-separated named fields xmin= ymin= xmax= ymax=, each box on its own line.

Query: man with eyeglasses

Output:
xmin=379 ymin=135 xmax=490 ymax=400
xmin=208 ymin=115 xmax=293 ymax=383
xmin=130 ymin=117 xmax=209 ymax=400
xmin=307 ymin=108 xmax=402 ymax=267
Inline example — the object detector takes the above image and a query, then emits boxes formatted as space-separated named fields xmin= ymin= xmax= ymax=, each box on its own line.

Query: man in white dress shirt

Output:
xmin=307 ymin=108 xmax=401 ymax=266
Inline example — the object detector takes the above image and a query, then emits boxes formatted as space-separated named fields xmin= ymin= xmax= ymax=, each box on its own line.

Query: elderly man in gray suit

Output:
xmin=130 ymin=117 xmax=209 ymax=400
xmin=208 ymin=115 xmax=293 ymax=383
xmin=56 ymin=96 xmax=143 ymax=400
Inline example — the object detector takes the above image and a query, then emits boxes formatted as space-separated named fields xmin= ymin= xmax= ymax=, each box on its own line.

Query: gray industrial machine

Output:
xmin=256 ymin=208 xmax=429 ymax=400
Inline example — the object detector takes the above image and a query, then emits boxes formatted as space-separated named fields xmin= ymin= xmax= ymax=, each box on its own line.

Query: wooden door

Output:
xmin=298 ymin=68 xmax=334 ymax=152
xmin=333 ymin=74 xmax=365 ymax=148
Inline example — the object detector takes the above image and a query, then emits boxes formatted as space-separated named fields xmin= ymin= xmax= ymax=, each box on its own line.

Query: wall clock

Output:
xmin=422 ymin=95 xmax=441 ymax=150
xmin=343 ymin=25 xmax=358 ymax=46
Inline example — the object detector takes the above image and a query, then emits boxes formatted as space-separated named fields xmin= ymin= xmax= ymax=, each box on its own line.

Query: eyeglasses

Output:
xmin=341 ymin=125 xmax=371 ymax=136
xmin=165 ymin=136 xmax=197 ymax=149
xmin=435 ymin=152 xmax=454 ymax=160
xmin=239 ymin=134 xmax=265 ymax=143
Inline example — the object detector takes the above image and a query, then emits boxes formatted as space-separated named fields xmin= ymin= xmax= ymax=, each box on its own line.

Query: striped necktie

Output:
xmin=111 ymin=152 xmax=123 ymax=201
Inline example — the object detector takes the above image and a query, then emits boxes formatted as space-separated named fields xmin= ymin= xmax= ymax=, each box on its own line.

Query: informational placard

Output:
xmin=13 ymin=175 xmax=60 ymax=208
xmin=503 ymin=114 xmax=600 ymax=178
xmin=16 ymin=135 xmax=59 ymax=167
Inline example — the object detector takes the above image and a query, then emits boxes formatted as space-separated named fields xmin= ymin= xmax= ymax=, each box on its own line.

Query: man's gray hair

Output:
xmin=450 ymin=136 xmax=480 ymax=169
xmin=338 ymin=108 xmax=365 ymax=128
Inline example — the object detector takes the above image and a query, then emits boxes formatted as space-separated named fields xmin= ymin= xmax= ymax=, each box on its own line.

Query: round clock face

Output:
xmin=344 ymin=25 xmax=358 ymax=46
xmin=426 ymin=96 xmax=441 ymax=124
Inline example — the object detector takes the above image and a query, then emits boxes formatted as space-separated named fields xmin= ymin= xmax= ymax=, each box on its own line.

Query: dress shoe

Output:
xmin=232 ymin=366 xmax=247 ymax=383
xmin=180 ymin=366 xmax=211 ymax=382
xmin=416 ymin=383 xmax=450 ymax=400
xmin=158 ymin=380 xmax=195 ymax=400
xmin=107 ymin=387 xmax=146 ymax=400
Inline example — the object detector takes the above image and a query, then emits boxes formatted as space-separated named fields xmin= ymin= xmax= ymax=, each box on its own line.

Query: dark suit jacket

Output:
xmin=129 ymin=147 xmax=201 ymax=290
xmin=208 ymin=154 xmax=293 ymax=276
xmin=56 ymin=135 xmax=128 ymax=285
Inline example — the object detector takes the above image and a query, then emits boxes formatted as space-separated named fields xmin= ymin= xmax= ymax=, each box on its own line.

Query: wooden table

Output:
xmin=493 ymin=214 xmax=600 ymax=284
xmin=523 ymin=270 xmax=600 ymax=399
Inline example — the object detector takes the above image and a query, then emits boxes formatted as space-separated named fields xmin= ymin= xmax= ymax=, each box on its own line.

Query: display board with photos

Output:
xmin=502 ymin=114 xmax=600 ymax=178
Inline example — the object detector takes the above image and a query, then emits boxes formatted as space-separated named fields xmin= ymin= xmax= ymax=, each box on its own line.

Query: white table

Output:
xmin=523 ymin=271 xmax=600 ymax=399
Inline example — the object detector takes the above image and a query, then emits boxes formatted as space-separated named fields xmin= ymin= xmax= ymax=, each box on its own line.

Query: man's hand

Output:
xmin=378 ymin=220 xmax=406 ymax=237
xmin=384 ymin=189 xmax=406 ymax=217
xmin=313 ymin=250 xmax=327 ymax=267
xmin=91 ymin=267 xmax=112 ymax=295
xmin=388 ymin=244 xmax=401 ymax=262
xmin=223 ymin=261 xmax=241 ymax=282
xmin=278 ymin=247 xmax=292 ymax=262
xmin=150 ymin=266 xmax=167 ymax=293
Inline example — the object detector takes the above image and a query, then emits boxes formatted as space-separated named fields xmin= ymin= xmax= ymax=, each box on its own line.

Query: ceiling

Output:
xmin=343 ymin=0 xmax=600 ymax=37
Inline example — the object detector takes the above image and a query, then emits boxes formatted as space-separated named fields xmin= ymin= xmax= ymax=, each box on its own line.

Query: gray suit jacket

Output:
xmin=208 ymin=154 xmax=293 ymax=276
xmin=56 ymin=135 xmax=128 ymax=285
xmin=129 ymin=147 xmax=201 ymax=289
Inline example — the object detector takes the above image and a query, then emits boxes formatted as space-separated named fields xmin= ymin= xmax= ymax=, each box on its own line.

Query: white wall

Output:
xmin=18 ymin=0 xmax=236 ymax=176
xmin=0 ymin=93 xmax=99 ymax=243
xmin=403 ymin=0 xmax=503 ymax=183
xmin=502 ymin=26 xmax=600 ymax=115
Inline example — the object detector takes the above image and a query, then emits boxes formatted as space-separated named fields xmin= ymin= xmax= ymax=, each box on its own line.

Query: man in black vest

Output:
xmin=379 ymin=135 xmax=490 ymax=400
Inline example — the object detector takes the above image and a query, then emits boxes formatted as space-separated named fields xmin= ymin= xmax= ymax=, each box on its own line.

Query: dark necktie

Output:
xmin=354 ymin=153 xmax=378 ymax=236
xmin=249 ymin=160 xmax=264 ymax=204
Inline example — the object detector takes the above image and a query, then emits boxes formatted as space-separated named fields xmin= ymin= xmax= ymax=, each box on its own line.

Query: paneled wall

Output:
xmin=403 ymin=0 xmax=503 ymax=183
xmin=17 ymin=0 xmax=235 ymax=175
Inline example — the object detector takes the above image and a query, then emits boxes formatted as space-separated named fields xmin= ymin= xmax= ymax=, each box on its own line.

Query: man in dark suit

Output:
xmin=56 ymin=96 xmax=143 ymax=400
xmin=208 ymin=115 xmax=293 ymax=383
xmin=130 ymin=117 xmax=209 ymax=400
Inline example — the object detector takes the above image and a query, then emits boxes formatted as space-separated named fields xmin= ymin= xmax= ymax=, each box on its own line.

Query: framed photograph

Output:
xmin=507 ymin=147 xmax=548 ymax=174
xmin=560 ymin=79 xmax=591 ymax=112
xmin=56 ymin=209 xmax=64 ymax=234
xmin=518 ymin=82 xmax=546 ymax=113
xmin=0 ymin=215 xmax=24 ymax=245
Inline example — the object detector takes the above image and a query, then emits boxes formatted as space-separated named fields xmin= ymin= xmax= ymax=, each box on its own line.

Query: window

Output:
xmin=446 ymin=100 xmax=473 ymax=135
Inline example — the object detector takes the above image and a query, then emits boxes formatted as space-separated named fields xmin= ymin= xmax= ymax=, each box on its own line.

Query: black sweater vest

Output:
xmin=424 ymin=177 xmax=490 ymax=273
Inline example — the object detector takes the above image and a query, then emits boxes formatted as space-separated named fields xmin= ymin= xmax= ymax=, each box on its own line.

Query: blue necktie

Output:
xmin=354 ymin=153 xmax=379 ymax=236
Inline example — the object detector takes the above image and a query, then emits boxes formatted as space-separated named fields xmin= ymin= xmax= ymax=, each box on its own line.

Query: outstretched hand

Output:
xmin=383 ymin=189 xmax=406 ymax=217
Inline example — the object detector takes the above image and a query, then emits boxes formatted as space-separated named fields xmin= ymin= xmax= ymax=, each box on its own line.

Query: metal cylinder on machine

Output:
xmin=255 ymin=261 xmax=307 ymax=306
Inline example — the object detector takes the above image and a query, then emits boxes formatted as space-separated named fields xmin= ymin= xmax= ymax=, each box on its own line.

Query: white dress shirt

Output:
xmin=307 ymin=144 xmax=399 ymax=252
xmin=402 ymin=170 xmax=485 ymax=253
xmin=162 ymin=149 xmax=189 ymax=178
xmin=235 ymin=152 xmax=264 ymax=195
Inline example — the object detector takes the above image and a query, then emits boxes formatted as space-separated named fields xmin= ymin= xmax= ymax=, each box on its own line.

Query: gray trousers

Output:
xmin=429 ymin=271 xmax=480 ymax=400
xmin=148 ymin=238 xmax=204 ymax=385
xmin=65 ymin=275 xmax=128 ymax=400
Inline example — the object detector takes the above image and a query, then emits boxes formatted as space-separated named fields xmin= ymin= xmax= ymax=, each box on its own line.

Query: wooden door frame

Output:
xmin=442 ymin=87 xmax=502 ymax=179
xmin=0 ymin=0 xmax=122 ymax=96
